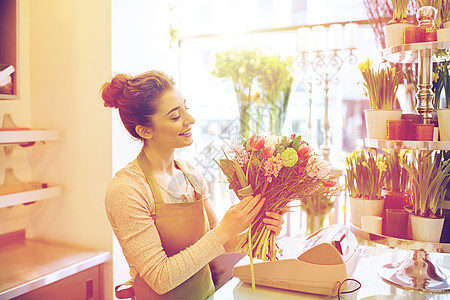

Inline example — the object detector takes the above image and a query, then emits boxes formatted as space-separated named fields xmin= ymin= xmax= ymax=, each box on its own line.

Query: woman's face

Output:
xmin=149 ymin=88 xmax=195 ymax=149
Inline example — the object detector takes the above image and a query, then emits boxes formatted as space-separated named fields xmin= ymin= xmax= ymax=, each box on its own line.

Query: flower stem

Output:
xmin=248 ymin=223 xmax=256 ymax=292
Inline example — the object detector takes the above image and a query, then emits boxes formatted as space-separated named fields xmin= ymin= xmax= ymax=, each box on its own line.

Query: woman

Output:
xmin=101 ymin=71 xmax=285 ymax=300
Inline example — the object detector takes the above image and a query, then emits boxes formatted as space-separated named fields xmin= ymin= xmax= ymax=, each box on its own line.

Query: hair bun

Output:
xmin=101 ymin=74 xmax=130 ymax=108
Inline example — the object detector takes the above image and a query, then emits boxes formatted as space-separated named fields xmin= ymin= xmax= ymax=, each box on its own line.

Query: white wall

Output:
xmin=0 ymin=0 xmax=113 ymax=298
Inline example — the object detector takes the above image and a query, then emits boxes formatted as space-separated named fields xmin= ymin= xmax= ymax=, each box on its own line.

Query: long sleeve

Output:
xmin=105 ymin=161 xmax=225 ymax=294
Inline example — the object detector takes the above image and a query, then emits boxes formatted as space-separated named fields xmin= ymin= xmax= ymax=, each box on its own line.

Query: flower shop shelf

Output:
xmin=350 ymin=224 xmax=450 ymax=293
xmin=365 ymin=138 xmax=450 ymax=151
xmin=0 ymin=185 xmax=62 ymax=208
xmin=382 ymin=41 xmax=450 ymax=64
xmin=0 ymin=129 xmax=60 ymax=147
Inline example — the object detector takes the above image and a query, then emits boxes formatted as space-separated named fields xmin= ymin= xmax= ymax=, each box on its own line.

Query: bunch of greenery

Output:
xmin=358 ymin=59 xmax=405 ymax=109
xmin=390 ymin=0 xmax=411 ymax=23
xmin=345 ymin=148 xmax=386 ymax=199
xmin=382 ymin=149 xmax=410 ymax=192
xmin=258 ymin=54 xmax=295 ymax=134
xmin=432 ymin=62 xmax=450 ymax=109
xmin=212 ymin=48 xmax=295 ymax=137
xmin=402 ymin=150 xmax=450 ymax=217
xmin=442 ymin=0 xmax=450 ymax=24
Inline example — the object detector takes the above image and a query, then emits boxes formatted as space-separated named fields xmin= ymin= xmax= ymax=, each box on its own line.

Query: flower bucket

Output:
xmin=349 ymin=196 xmax=385 ymax=228
xmin=365 ymin=109 xmax=402 ymax=140
xmin=437 ymin=109 xmax=450 ymax=141
xmin=384 ymin=22 xmax=414 ymax=48
xmin=410 ymin=214 xmax=444 ymax=242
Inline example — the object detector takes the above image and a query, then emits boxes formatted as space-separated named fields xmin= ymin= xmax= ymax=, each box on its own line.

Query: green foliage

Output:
xmin=345 ymin=148 xmax=386 ymax=199
xmin=402 ymin=150 xmax=450 ymax=217
xmin=382 ymin=149 xmax=410 ymax=192
xmin=358 ymin=59 xmax=405 ymax=109
xmin=432 ymin=62 xmax=450 ymax=109
xmin=390 ymin=0 xmax=410 ymax=23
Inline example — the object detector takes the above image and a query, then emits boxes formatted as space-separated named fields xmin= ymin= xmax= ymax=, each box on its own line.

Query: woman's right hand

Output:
xmin=212 ymin=194 xmax=265 ymax=245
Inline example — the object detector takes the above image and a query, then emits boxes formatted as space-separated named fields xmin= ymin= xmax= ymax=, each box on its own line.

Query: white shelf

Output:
xmin=0 ymin=185 xmax=62 ymax=208
xmin=365 ymin=138 xmax=450 ymax=150
xmin=0 ymin=129 xmax=60 ymax=146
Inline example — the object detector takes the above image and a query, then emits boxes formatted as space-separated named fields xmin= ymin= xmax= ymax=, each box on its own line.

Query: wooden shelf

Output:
xmin=0 ymin=129 xmax=60 ymax=146
xmin=0 ymin=185 xmax=62 ymax=208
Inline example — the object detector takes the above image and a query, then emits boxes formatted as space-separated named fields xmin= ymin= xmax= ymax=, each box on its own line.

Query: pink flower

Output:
xmin=324 ymin=175 xmax=338 ymax=187
xmin=297 ymin=143 xmax=311 ymax=160
xmin=290 ymin=133 xmax=296 ymax=141
xmin=263 ymin=143 xmax=276 ymax=158
xmin=305 ymin=156 xmax=331 ymax=179
xmin=249 ymin=134 xmax=265 ymax=151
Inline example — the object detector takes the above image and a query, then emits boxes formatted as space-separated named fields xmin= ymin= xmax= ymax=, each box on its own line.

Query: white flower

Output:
xmin=305 ymin=156 xmax=331 ymax=179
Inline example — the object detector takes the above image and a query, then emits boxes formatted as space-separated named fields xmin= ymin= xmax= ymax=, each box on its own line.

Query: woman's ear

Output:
xmin=136 ymin=125 xmax=153 ymax=139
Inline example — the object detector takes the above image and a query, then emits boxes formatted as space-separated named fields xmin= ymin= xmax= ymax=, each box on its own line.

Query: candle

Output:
xmin=328 ymin=24 xmax=343 ymax=50
xmin=311 ymin=26 xmax=326 ymax=51
xmin=297 ymin=27 xmax=310 ymax=52
xmin=344 ymin=23 xmax=358 ymax=49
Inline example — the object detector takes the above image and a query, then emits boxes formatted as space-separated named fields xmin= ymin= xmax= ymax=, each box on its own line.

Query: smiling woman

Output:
xmin=100 ymin=70 xmax=286 ymax=299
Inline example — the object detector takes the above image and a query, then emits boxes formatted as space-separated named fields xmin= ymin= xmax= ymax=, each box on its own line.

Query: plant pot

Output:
xmin=384 ymin=22 xmax=414 ymax=47
xmin=396 ymin=84 xmax=416 ymax=114
xmin=413 ymin=123 xmax=434 ymax=141
xmin=437 ymin=109 xmax=450 ymax=141
xmin=349 ymin=196 xmax=385 ymax=228
xmin=386 ymin=119 xmax=412 ymax=140
xmin=404 ymin=205 xmax=413 ymax=240
xmin=386 ymin=208 xmax=409 ymax=239
xmin=410 ymin=214 xmax=445 ymax=242
xmin=437 ymin=28 xmax=450 ymax=42
xmin=365 ymin=109 xmax=403 ymax=140
xmin=403 ymin=25 xmax=425 ymax=44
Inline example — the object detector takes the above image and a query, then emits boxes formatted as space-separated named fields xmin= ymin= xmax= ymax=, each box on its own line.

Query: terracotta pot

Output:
xmin=413 ymin=123 xmax=434 ymax=141
xmin=410 ymin=214 xmax=444 ymax=242
xmin=403 ymin=25 xmax=425 ymax=43
xmin=349 ymin=196 xmax=385 ymax=228
xmin=386 ymin=119 xmax=412 ymax=140
xmin=365 ymin=109 xmax=403 ymax=140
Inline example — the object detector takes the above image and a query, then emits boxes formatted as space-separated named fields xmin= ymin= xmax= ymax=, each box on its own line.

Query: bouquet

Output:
xmin=218 ymin=134 xmax=339 ymax=290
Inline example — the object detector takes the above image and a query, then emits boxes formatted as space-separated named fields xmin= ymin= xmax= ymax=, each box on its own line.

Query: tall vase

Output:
xmin=264 ymin=90 xmax=287 ymax=135
xmin=306 ymin=213 xmax=326 ymax=235
xmin=236 ymin=92 xmax=252 ymax=139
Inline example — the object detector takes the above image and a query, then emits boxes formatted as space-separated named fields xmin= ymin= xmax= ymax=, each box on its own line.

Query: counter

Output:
xmin=0 ymin=233 xmax=110 ymax=299
xmin=210 ymin=237 xmax=450 ymax=300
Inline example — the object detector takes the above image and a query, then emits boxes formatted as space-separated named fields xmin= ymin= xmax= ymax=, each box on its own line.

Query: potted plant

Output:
xmin=402 ymin=150 xmax=450 ymax=242
xmin=384 ymin=0 xmax=415 ymax=47
xmin=359 ymin=59 xmax=405 ymax=140
xmin=345 ymin=148 xmax=386 ymax=228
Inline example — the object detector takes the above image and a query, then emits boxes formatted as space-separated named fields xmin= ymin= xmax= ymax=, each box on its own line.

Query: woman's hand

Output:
xmin=212 ymin=194 xmax=265 ymax=245
xmin=263 ymin=206 xmax=290 ymax=236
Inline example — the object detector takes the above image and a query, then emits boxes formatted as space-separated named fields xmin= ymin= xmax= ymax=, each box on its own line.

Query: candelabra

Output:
xmin=297 ymin=23 xmax=358 ymax=162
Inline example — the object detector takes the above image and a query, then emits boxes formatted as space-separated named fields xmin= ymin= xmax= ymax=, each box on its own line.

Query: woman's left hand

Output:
xmin=263 ymin=207 xmax=290 ymax=236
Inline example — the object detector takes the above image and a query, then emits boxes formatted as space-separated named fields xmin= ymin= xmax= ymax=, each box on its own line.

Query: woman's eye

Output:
xmin=171 ymin=115 xmax=181 ymax=121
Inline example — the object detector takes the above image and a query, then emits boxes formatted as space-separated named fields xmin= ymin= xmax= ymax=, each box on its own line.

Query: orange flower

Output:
xmin=249 ymin=134 xmax=265 ymax=151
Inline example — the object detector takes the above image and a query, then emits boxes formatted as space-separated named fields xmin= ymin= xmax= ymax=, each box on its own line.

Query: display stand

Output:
xmin=350 ymin=224 xmax=450 ymax=293
xmin=356 ymin=12 xmax=450 ymax=293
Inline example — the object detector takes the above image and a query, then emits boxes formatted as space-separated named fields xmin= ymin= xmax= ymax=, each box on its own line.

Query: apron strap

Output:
xmin=174 ymin=160 xmax=203 ymax=198
xmin=137 ymin=148 xmax=165 ymax=204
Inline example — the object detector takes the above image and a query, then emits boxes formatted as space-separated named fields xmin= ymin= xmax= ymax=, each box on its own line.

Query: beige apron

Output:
xmin=133 ymin=149 xmax=215 ymax=300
